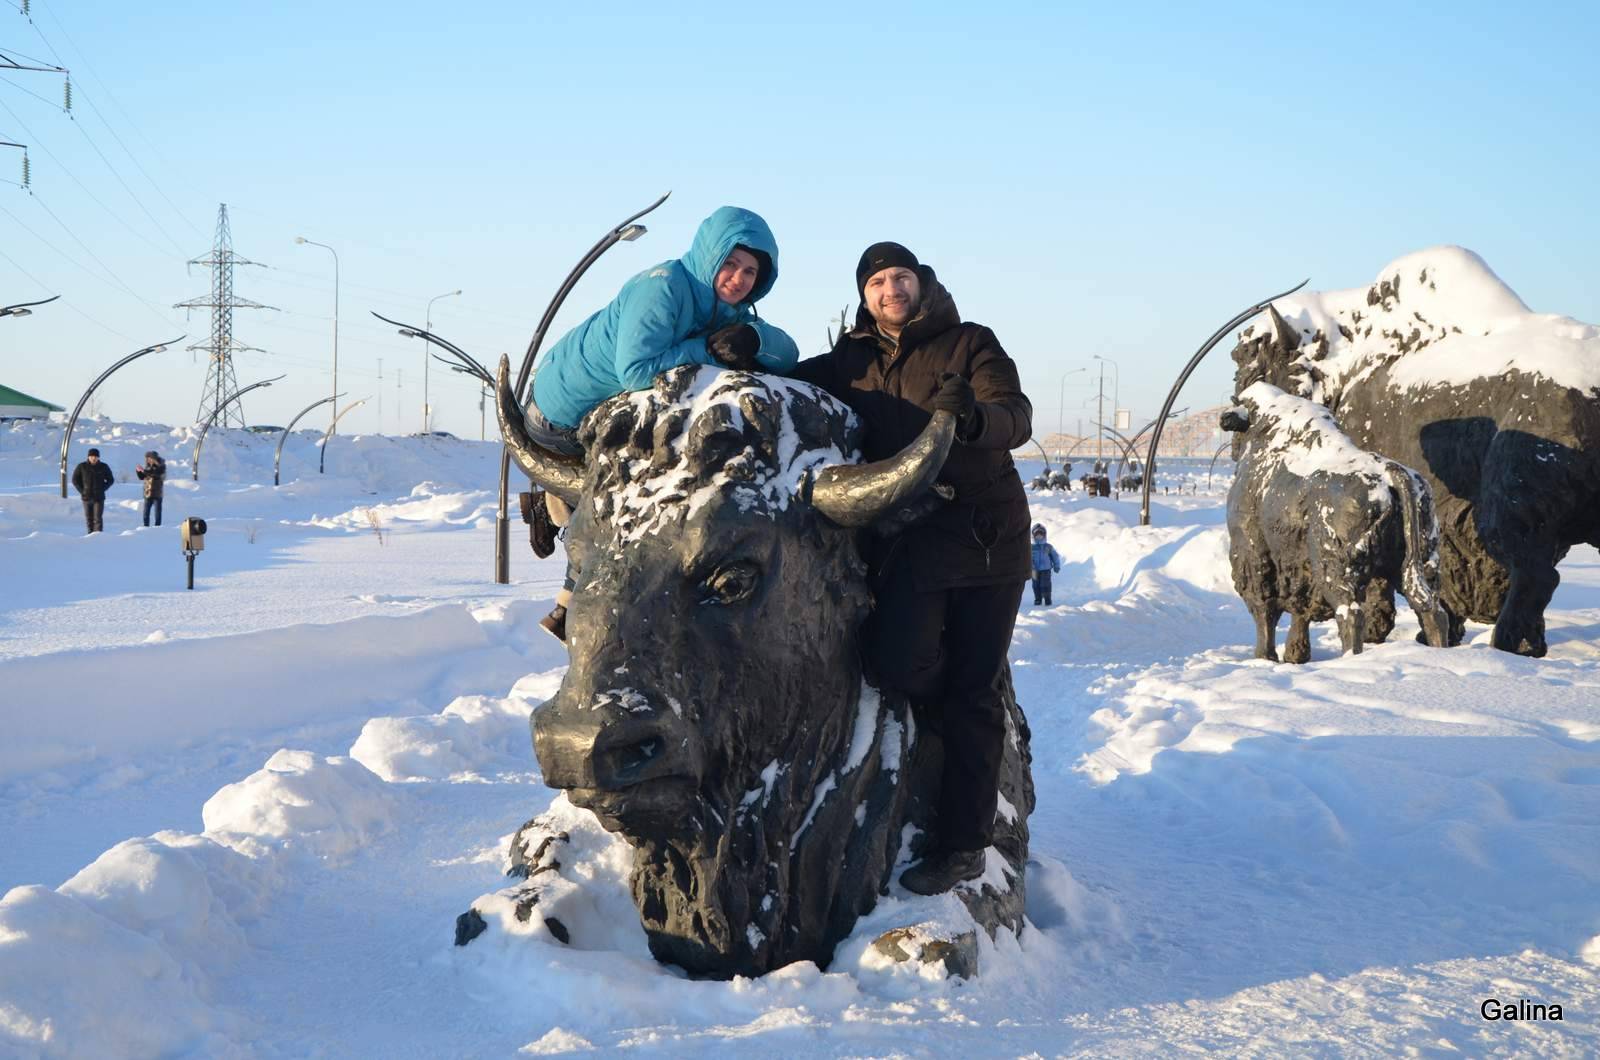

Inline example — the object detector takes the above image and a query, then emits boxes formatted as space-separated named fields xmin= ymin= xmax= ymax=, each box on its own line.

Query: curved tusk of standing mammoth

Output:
xmin=495 ymin=355 xmax=586 ymax=507
xmin=809 ymin=410 xmax=957 ymax=528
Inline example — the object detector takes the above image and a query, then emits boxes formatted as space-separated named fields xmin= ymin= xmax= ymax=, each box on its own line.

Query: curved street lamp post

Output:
xmin=274 ymin=394 xmax=341 ymax=486
xmin=319 ymin=398 xmax=367 ymax=473
xmin=1139 ymin=280 xmax=1308 ymax=526
xmin=58 ymin=335 xmax=184 ymax=497
xmin=192 ymin=375 xmax=284 ymax=481
xmin=3 ymin=294 xmax=59 ymax=319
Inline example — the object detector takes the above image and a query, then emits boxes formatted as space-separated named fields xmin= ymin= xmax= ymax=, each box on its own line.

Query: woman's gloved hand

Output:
xmin=706 ymin=324 xmax=761 ymax=370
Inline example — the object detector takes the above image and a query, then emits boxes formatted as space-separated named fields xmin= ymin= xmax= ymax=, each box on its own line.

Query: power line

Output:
xmin=0 ymin=240 xmax=134 ymax=340
xmin=19 ymin=3 xmax=202 ymax=243
xmin=0 ymin=94 xmax=187 ymax=267
xmin=0 ymin=194 xmax=175 ymax=328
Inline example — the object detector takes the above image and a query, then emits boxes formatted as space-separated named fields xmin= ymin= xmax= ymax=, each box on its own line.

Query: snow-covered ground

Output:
xmin=2 ymin=418 xmax=1597 ymax=1057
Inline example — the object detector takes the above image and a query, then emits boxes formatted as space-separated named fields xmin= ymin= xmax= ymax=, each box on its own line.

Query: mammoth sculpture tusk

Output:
xmin=809 ymin=410 xmax=957 ymax=528
xmin=495 ymin=355 xmax=586 ymax=506
xmin=1267 ymin=302 xmax=1301 ymax=351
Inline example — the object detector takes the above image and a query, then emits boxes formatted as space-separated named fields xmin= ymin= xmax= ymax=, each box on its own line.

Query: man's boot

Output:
xmin=899 ymin=847 xmax=985 ymax=895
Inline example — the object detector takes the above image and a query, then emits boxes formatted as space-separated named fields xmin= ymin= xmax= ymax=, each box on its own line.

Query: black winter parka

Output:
xmin=72 ymin=460 xmax=115 ymax=501
xmin=792 ymin=267 xmax=1033 ymax=589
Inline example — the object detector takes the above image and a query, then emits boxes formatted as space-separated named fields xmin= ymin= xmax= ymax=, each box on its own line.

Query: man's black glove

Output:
xmin=934 ymin=372 xmax=978 ymax=435
xmin=706 ymin=323 xmax=761 ymax=370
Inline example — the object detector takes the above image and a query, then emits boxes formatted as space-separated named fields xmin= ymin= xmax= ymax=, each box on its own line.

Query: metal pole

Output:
xmin=1208 ymin=439 xmax=1231 ymax=491
xmin=1095 ymin=361 xmax=1104 ymax=464
xmin=495 ymin=191 xmax=670 ymax=584
xmin=295 ymin=238 xmax=340 ymax=441
xmin=275 ymin=394 xmax=340 ymax=486
xmin=1139 ymin=279 xmax=1308 ymax=526
xmin=319 ymin=398 xmax=367 ymax=474
xmin=424 ymin=289 xmax=461 ymax=433
xmin=1057 ymin=366 xmax=1085 ymax=442
xmin=193 ymin=375 xmax=283 ymax=481
xmin=59 ymin=336 xmax=183 ymax=497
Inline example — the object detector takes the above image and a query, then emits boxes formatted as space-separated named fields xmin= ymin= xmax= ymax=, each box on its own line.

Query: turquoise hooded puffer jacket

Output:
xmin=530 ymin=206 xmax=801 ymax=429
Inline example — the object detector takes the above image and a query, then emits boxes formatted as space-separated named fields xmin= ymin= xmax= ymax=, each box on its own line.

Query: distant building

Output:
xmin=0 ymin=384 xmax=64 ymax=420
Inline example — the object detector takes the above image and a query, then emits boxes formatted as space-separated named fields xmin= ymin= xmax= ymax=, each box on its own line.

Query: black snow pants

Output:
xmin=864 ymin=551 xmax=1022 ymax=852
xmin=1032 ymin=570 xmax=1052 ymax=605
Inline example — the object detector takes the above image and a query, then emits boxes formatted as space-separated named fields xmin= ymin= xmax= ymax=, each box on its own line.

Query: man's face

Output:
xmin=863 ymin=266 xmax=921 ymax=328
xmin=715 ymin=248 xmax=760 ymax=305
xmin=87 ymin=454 xmax=99 ymax=464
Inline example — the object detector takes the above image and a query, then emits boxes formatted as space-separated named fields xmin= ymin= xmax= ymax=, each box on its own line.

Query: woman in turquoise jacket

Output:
xmin=525 ymin=205 xmax=801 ymax=641
xmin=528 ymin=205 xmax=800 ymax=439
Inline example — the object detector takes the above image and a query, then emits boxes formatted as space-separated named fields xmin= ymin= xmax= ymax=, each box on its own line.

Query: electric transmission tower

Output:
xmin=175 ymin=203 xmax=276 ymax=427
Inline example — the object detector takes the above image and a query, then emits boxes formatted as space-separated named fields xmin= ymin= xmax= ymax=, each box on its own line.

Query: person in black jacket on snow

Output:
xmin=791 ymin=242 xmax=1033 ymax=895
xmin=71 ymin=447 xmax=115 ymax=534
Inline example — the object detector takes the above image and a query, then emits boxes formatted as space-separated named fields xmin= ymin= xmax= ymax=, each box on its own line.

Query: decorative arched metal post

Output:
xmin=1207 ymin=439 xmax=1232 ymax=491
xmin=193 ymin=375 xmax=283 ymax=481
xmin=319 ymin=398 xmax=367 ymax=474
xmin=59 ymin=335 xmax=184 ymax=497
xmin=1024 ymin=438 xmax=1052 ymax=474
xmin=495 ymin=192 xmax=670 ymax=584
xmin=1139 ymin=280 xmax=1308 ymax=526
xmin=275 ymin=394 xmax=341 ymax=486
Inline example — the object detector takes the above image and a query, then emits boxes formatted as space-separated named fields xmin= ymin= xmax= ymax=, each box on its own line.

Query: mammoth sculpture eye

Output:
xmin=701 ymin=562 xmax=760 ymax=605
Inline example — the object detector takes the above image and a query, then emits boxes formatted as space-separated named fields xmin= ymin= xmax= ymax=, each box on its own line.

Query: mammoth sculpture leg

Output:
xmin=1336 ymin=597 xmax=1366 ymax=657
xmin=1361 ymin=580 xmax=1396 ymax=644
xmin=1250 ymin=603 xmax=1282 ymax=661
xmin=1283 ymin=614 xmax=1312 ymax=664
xmin=1492 ymin=552 xmax=1559 ymax=657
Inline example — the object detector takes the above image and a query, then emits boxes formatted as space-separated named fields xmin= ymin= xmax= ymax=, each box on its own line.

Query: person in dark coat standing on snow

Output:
xmin=135 ymin=451 xmax=166 ymax=527
xmin=1030 ymin=523 xmax=1061 ymax=605
xmin=71 ymin=447 xmax=115 ymax=534
xmin=791 ymin=241 xmax=1033 ymax=895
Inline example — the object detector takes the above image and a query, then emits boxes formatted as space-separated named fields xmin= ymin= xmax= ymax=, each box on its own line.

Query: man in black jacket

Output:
xmin=71 ymin=447 xmax=115 ymax=534
xmin=791 ymin=242 xmax=1033 ymax=894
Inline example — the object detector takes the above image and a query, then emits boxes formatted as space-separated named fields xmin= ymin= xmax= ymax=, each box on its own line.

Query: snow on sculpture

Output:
xmin=1222 ymin=382 xmax=1449 ymax=662
xmin=1232 ymin=247 xmax=1600 ymax=656
xmin=458 ymin=363 xmax=1034 ymax=979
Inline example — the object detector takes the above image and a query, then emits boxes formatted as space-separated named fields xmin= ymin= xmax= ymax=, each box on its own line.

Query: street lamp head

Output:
xmin=294 ymin=236 xmax=307 ymax=245
xmin=8 ymin=308 xmax=30 ymax=318
xmin=619 ymin=224 xmax=647 ymax=242
xmin=398 ymin=328 xmax=421 ymax=338
xmin=151 ymin=344 xmax=167 ymax=353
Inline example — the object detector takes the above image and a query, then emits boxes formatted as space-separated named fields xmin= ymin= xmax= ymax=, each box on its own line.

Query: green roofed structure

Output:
xmin=0 ymin=384 xmax=64 ymax=420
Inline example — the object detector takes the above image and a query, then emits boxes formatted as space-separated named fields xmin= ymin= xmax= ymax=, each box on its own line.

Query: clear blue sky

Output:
xmin=3 ymin=0 xmax=1597 ymax=440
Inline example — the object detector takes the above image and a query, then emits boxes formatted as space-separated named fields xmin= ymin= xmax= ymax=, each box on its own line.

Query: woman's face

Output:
xmin=714 ymin=248 xmax=760 ymax=305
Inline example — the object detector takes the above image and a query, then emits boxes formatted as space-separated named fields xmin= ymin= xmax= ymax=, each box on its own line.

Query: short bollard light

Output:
xmin=180 ymin=517 xmax=207 ymax=590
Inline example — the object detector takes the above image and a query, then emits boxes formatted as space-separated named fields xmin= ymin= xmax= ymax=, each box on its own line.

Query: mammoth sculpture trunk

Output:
xmin=492 ymin=365 xmax=1033 ymax=978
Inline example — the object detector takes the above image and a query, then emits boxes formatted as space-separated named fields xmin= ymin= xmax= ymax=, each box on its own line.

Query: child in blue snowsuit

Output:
xmin=1031 ymin=523 xmax=1061 ymax=606
xmin=523 ymin=206 xmax=801 ymax=641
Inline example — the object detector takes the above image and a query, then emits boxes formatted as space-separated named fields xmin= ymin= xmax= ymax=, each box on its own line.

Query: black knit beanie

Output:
xmin=855 ymin=242 xmax=920 ymax=295
xmin=87 ymin=448 xmax=100 ymax=457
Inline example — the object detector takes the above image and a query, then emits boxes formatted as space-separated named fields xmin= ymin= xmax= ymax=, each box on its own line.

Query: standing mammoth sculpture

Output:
xmin=1232 ymin=246 xmax=1600 ymax=656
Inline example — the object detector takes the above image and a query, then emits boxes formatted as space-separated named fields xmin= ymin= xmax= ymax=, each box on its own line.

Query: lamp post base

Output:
xmin=495 ymin=514 xmax=510 ymax=584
